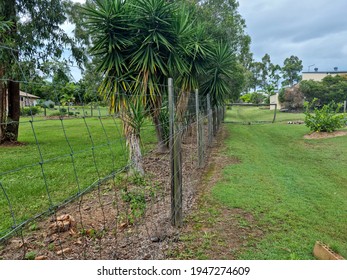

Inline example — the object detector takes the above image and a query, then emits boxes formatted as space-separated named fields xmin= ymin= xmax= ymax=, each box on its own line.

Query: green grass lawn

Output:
xmin=225 ymin=105 xmax=305 ymax=123
xmin=213 ymin=108 xmax=347 ymax=259
xmin=0 ymin=115 xmax=157 ymax=238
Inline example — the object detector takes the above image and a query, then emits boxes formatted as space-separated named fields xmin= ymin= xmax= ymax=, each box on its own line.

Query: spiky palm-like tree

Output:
xmin=129 ymin=0 xmax=180 ymax=153
xmin=201 ymin=41 xmax=236 ymax=106
xmin=83 ymin=0 xmax=238 ymax=175
xmin=83 ymin=0 xmax=182 ymax=173
xmin=83 ymin=0 xmax=146 ymax=174
xmin=175 ymin=19 xmax=211 ymax=124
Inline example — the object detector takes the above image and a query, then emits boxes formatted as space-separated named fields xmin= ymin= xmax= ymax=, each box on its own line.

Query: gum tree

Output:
xmin=0 ymin=0 xmax=84 ymax=143
xmin=281 ymin=55 xmax=303 ymax=87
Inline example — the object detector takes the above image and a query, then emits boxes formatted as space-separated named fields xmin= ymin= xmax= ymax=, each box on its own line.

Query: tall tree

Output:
xmin=249 ymin=61 xmax=263 ymax=92
xmin=269 ymin=63 xmax=281 ymax=90
xmin=260 ymin=53 xmax=271 ymax=90
xmin=0 ymin=0 xmax=84 ymax=143
xmin=281 ymin=55 xmax=303 ymax=87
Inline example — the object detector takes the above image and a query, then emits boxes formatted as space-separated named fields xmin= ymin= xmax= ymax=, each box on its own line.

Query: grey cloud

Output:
xmin=238 ymin=0 xmax=347 ymax=71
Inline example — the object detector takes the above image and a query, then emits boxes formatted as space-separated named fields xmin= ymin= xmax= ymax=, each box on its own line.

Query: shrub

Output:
xmin=280 ymin=85 xmax=304 ymax=111
xmin=304 ymin=100 xmax=346 ymax=132
xmin=240 ymin=93 xmax=252 ymax=103
xmin=20 ymin=106 xmax=41 ymax=116
xmin=239 ymin=92 xmax=265 ymax=104
xmin=59 ymin=107 xmax=67 ymax=114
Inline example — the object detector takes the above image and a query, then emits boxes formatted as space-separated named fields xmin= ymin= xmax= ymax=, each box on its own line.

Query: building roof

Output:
xmin=302 ymin=71 xmax=347 ymax=74
xmin=19 ymin=91 xmax=40 ymax=99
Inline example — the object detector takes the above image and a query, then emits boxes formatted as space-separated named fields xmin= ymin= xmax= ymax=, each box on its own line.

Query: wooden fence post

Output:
xmin=212 ymin=106 xmax=217 ymax=136
xmin=195 ymin=89 xmax=204 ymax=168
xmin=168 ymin=78 xmax=182 ymax=227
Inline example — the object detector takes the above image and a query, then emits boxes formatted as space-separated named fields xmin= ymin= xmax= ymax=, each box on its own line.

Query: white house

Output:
xmin=19 ymin=91 xmax=40 ymax=107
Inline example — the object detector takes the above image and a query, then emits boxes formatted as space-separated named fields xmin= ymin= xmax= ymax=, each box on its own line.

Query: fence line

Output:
xmin=0 ymin=77 xmax=224 ymax=259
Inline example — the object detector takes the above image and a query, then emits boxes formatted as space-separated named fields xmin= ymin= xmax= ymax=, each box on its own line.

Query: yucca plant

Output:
xmin=175 ymin=18 xmax=211 ymax=124
xmin=119 ymin=94 xmax=148 ymax=175
xmin=83 ymin=0 xmax=180 ymax=171
xmin=201 ymin=41 xmax=236 ymax=107
xmin=83 ymin=0 xmax=239 ymax=174
xmin=83 ymin=0 xmax=147 ymax=174
xmin=129 ymin=0 xmax=179 ymax=153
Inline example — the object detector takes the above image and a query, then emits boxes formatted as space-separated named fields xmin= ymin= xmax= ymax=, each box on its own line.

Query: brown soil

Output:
xmin=304 ymin=130 xmax=347 ymax=139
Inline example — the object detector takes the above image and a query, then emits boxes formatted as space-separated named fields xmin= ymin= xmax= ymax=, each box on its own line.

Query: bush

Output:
xmin=20 ymin=106 xmax=41 ymax=116
xmin=59 ymin=107 xmax=67 ymax=114
xmin=239 ymin=92 xmax=265 ymax=104
xmin=280 ymin=85 xmax=304 ymax=111
xmin=240 ymin=93 xmax=252 ymax=103
xmin=304 ymin=100 xmax=346 ymax=132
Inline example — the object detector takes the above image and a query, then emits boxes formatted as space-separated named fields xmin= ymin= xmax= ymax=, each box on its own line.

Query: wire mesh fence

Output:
xmin=0 ymin=76 xmax=224 ymax=259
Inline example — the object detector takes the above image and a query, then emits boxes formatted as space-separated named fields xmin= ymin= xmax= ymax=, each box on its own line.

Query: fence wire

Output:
xmin=0 ymin=76 xmax=223 ymax=259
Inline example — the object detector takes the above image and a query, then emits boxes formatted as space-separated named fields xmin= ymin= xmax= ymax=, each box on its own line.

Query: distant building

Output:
xmin=302 ymin=67 xmax=347 ymax=82
xmin=270 ymin=94 xmax=282 ymax=110
xmin=5 ymin=91 xmax=40 ymax=109
xmin=19 ymin=91 xmax=40 ymax=107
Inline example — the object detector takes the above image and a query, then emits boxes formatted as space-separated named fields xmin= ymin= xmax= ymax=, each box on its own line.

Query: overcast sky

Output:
xmin=238 ymin=0 xmax=347 ymax=72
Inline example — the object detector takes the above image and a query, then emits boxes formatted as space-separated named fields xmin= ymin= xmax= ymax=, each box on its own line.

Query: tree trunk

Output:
xmin=1 ymin=0 xmax=20 ymax=143
xmin=0 ymin=68 xmax=7 ymax=143
xmin=127 ymin=130 xmax=144 ymax=176
xmin=176 ymin=91 xmax=191 ymax=139
xmin=123 ymin=117 xmax=144 ymax=176
xmin=152 ymin=113 xmax=168 ymax=153
xmin=3 ymin=80 xmax=20 ymax=142
xmin=176 ymin=91 xmax=190 ymax=123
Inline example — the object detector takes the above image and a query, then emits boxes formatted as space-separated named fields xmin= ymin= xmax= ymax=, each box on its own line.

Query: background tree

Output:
xmin=300 ymin=75 xmax=347 ymax=105
xmin=281 ymin=55 xmax=303 ymax=87
xmin=195 ymin=0 xmax=250 ymax=100
xmin=248 ymin=61 xmax=263 ymax=92
xmin=269 ymin=63 xmax=281 ymax=90
xmin=0 ymin=0 xmax=85 ymax=143
xmin=260 ymin=53 xmax=271 ymax=90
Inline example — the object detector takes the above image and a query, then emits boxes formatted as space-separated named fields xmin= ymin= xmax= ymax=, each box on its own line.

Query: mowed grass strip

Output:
xmin=213 ymin=108 xmax=347 ymax=259
xmin=0 ymin=116 xmax=157 ymax=237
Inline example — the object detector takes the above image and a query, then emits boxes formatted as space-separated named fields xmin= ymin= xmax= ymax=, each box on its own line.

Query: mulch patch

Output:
xmin=304 ymin=130 xmax=347 ymax=139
